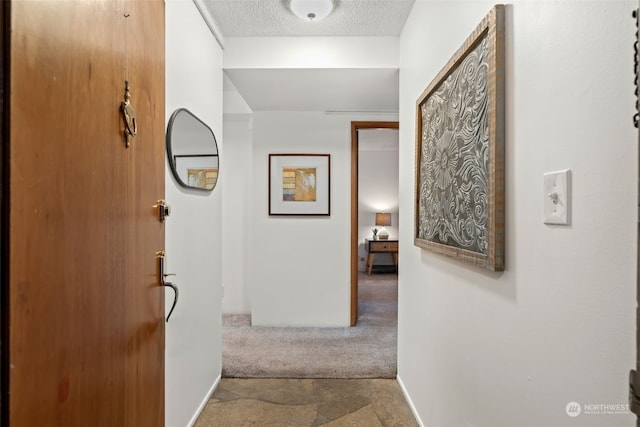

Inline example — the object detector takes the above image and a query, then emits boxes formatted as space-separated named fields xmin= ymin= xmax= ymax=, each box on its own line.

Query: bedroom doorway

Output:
xmin=350 ymin=121 xmax=399 ymax=326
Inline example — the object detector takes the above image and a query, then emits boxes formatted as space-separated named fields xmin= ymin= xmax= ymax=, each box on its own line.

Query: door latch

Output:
xmin=156 ymin=251 xmax=178 ymax=322
xmin=154 ymin=199 xmax=171 ymax=222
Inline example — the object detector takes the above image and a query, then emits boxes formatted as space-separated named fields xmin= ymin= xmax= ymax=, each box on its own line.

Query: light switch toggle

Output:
xmin=543 ymin=169 xmax=571 ymax=225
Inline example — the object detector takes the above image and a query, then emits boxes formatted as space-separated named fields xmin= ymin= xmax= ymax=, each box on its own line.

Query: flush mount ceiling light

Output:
xmin=289 ymin=0 xmax=334 ymax=22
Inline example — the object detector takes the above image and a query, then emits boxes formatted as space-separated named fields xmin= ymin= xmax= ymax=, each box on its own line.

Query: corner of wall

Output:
xmin=165 ymin=1 xmax=224 ymax=425
xmin=192 ymin=0 xmax=225 ymax=50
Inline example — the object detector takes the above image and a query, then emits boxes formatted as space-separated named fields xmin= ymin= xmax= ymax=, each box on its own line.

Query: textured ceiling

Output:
xmin=206 ymin=0 xmax=412 ymax=112
xmin=203 ymin=0 xmax=416 ymax=37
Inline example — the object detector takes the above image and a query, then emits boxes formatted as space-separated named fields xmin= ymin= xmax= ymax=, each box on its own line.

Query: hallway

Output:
xmin=193 ymin=272 xmax=415 ymax=425
xmin=222 ymin=272 xmax=398 ymax=378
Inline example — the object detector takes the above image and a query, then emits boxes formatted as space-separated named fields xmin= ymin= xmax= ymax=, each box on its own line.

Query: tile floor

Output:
xmin=194 ymin=378 xmax=419 ymax=427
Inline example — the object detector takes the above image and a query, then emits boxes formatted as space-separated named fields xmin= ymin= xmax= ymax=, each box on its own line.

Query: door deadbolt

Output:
xmin=154 ymin=199 xmax=171 ymax=222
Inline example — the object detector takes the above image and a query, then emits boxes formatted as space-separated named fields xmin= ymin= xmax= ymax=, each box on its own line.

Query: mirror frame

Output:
xmin=166 ymin=108 xmax=220 ymax=192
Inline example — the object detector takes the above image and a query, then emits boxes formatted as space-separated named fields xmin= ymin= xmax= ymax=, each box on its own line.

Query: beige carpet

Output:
xmin=222 ymin=273 xmax=398 ymax=378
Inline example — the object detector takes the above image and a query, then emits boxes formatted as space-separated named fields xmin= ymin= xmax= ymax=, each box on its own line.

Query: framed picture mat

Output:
xmin=269 ymin=153 xmax=331 ymax=216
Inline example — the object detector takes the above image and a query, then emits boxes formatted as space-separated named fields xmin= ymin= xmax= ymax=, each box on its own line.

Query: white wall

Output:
xmin=221 ymin=34 xmax=401 ymax=325
xmin=398 ymin=1 xmax=636 ymax=426
xmin=221 ymin=114 xmax=253 ymax=314
xmin=358 ymin=148 xmax=399 ymax=270
xmin=223 ymin=37 xmax=399 ymax=69
xmin=165 ymin=1 xmax=223 ymax=425
xmin=250 ymin=111 xmax=397 ymax=327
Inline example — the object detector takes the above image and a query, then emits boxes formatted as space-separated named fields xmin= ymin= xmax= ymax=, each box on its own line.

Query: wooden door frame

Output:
xmin=633 ymin=4 xmax=640 ymax=425
xmin=350 ymin=121 xmax=399 ymax=326
xmin=1 ymin=1 xmax=6 ymax=422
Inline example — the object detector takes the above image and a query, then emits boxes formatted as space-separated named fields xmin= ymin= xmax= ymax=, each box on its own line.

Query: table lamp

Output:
xmin=375 ymin=212 xmax=391 ymax=240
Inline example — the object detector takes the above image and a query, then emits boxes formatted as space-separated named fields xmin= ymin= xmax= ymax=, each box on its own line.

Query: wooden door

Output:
xmin=3 ymin=0 xmax=165 ymax=425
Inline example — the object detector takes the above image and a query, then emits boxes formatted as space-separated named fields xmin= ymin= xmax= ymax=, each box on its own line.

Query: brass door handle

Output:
xmin=163 ymin=280 xmax=179 ymax=323
xmin=156 ymin=251 xmax=179 ymax=322
xmin=121 ymin=80 xmax=137 ymax=147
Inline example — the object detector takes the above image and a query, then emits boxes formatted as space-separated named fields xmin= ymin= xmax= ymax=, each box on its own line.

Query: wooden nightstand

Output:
xmin=365 ymin=239 xmax=399 ymax=275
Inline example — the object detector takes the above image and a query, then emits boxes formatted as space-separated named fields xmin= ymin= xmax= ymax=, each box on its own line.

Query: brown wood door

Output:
xmin=4 ymin=0 xmax=165 ymax=425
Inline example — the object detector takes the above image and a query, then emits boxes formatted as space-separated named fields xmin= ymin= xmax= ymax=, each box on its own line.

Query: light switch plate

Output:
xmin=543 ymin=169 xmax=571 ymax=225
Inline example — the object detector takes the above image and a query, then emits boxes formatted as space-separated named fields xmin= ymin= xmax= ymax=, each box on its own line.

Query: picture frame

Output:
xmin=269 ymin=154 xmax=330 ymax=216
xmin=174 ymin=154 xmax=219 ymax=190
xmin=414 ymin=5 xmax=505 ymax=271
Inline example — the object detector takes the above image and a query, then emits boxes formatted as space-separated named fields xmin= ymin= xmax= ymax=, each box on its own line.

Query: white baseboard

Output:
xmin=187 ymin=374 xmax=221 ymax=427
xmin=397 ymin=374 xmax=425 ymax=427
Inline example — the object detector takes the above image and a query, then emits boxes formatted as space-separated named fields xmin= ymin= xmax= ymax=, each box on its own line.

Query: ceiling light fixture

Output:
xmin=289 ymin=0 xmax=334 ymax=22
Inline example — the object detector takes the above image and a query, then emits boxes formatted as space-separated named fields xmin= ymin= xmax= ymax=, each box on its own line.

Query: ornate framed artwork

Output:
xmin=269 ymin=154 xmax=331 ymax=216
xmin=414 ymin=5 xmax=505 ymax=271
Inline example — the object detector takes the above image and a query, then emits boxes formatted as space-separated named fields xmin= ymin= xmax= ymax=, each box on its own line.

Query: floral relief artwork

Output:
xmin=419 ymin=36 xmax=489 ymax=254
xmin=414 ymin=5 xmax=504 ymax=271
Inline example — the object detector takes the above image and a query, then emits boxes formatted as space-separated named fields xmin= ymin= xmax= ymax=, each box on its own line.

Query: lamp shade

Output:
xmin=375 ymin=212 xmax=391 ymax=227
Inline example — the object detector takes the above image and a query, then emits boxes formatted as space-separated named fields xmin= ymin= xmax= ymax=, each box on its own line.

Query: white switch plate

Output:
xmin=543 ymin=169 xmax=571 ymax=225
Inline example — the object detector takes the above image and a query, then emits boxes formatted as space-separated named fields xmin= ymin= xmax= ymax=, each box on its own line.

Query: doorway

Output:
xmin=350 ymin=121 xmax=399 ymax=326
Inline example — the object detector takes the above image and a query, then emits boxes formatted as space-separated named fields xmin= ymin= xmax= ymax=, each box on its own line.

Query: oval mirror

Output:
xmin=166 ymin=108 xmax=219 ymax=191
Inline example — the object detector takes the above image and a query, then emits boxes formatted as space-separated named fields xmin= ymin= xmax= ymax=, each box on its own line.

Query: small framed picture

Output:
xmin=174 ymin=154 xmax=219 ymax=190
xmin=269 ymin=154 xmax=330 ymax=216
